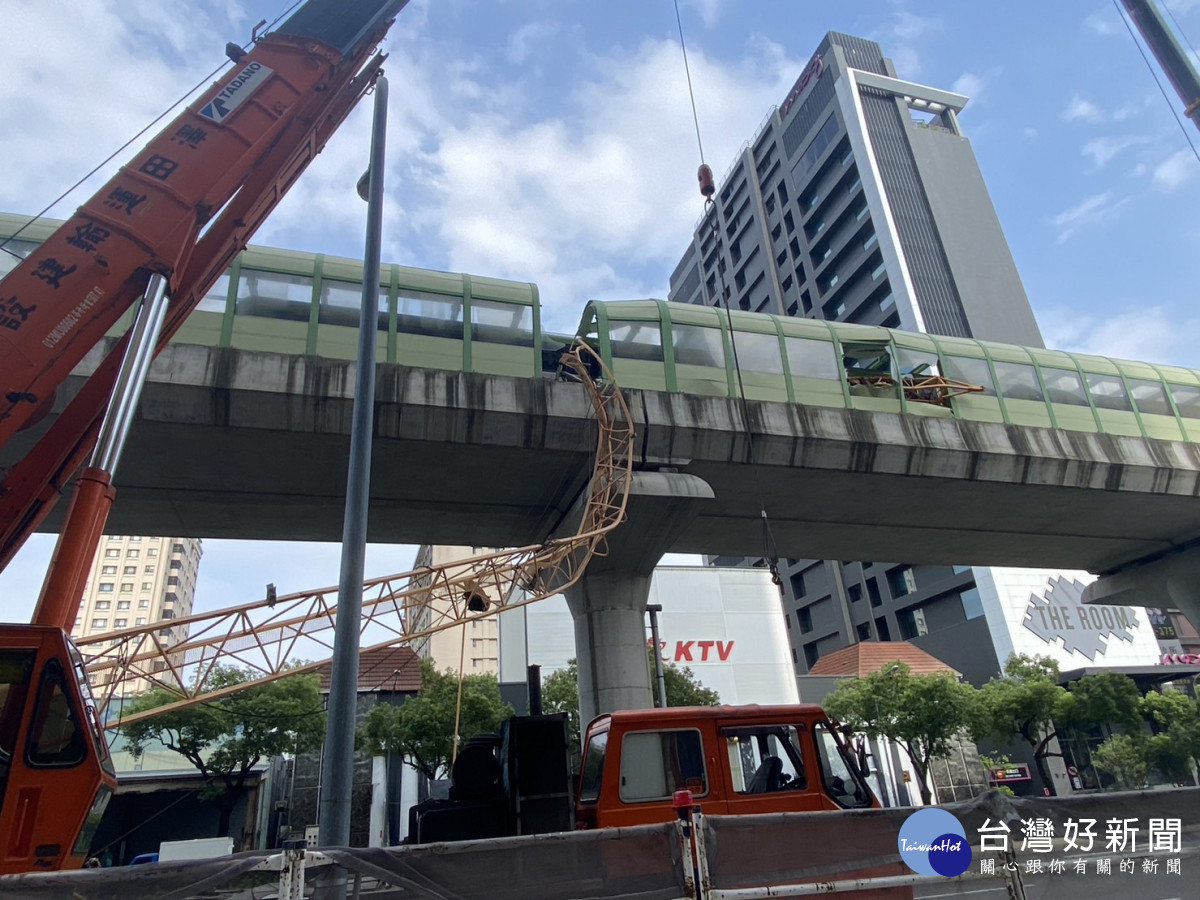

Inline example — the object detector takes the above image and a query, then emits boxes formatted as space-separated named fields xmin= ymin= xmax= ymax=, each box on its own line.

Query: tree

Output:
xmin=119 ymin=667 xmax=325 ymax=836
xmin=970 ymin=654 xmax=1067 ymax=795
xmin=1091 ymin=733 xmax=1149 ymax=790
xmin=1141 ymin=689 xmax=1200 ymax=785
xmin=541 ymin=659 xmax=583 ymax=761
xmin=1057 ymin=671 xmax=1145 ymax=737
xmin=358 ymin=658 xmax=512 ymax=781
xmin=823 ymin=662 xmax=976 ymax=805
xmin=541 ymin=654 xmax=720 ymax=754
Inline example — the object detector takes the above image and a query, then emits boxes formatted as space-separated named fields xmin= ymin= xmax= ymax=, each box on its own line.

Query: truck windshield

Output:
xmin=813 ymin=721 xmax=872 ymax=808
xmin=721 ymin=725 xmax=807 ymax=793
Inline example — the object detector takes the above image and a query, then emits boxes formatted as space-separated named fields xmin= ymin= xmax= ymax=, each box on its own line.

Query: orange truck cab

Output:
xmin=575 ymin=704 xmax=878 ymax=829
xmin=0 ymin=626 xmax=116 ymax=873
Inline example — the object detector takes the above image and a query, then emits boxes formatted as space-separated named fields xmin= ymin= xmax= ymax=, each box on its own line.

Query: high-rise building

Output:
xmin=412 ymin=544 xmax=500 ymax=675
xmin=667 ymin=31 xmax=1057 ymax=683
xmin=72 ymin=535 xmax=202 ymax=656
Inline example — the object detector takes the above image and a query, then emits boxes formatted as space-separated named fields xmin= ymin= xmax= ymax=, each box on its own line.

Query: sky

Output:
xmin=1 ymin=0 xmax=1199 ymax=623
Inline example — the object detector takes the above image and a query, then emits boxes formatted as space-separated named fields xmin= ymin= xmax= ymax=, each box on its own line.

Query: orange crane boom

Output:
xmin=0 ymin=0 xmax=408 ymax=874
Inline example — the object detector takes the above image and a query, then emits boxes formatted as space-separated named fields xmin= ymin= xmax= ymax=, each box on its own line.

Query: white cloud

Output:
xmin=417 ymin=38 xmax=800 ymax=330
xmin=1040 ymin=306 xmax=1200 ymax=368
xmin=1081 ymin=135 xmax=1146 ymax=169
xmin=873 ymin=10 xmax=943 ymax=78
xmin=1152 ymin=148 xmax=1200 ymax=191
xmin=1083 ymin=12 xmax=1121 ymax=37
xmin=0 ymin=2 xmax=230 ymax=217
xmin=1049 ymin=191 xmax=1131 ymax=243
xmin=1062 ymin=94 xmax=1105 ymax=123
xmin=681 ymin=0 xmax=725 ymax=29
xmin=952 ymin=72 xmax=986 ymax=102
xmin=505 ymin=20 xmax=557 ymax=65
xmin=890 ymin=9 xmax=941 ymax=43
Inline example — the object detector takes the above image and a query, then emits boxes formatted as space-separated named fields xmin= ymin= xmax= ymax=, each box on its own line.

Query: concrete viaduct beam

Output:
xmin=1083 ymin=546 xmax=1200 ymax=634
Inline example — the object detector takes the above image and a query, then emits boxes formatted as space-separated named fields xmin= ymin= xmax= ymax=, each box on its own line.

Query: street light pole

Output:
xmin=318 ymin=74 xmax=389 ymax=852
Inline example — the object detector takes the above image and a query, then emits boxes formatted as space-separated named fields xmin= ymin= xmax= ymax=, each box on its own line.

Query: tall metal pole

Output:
xmin=319 ymin=75 xmax=388 ymax=850
xmin=1121 ymin=0 xmax=1200 ymax=134
xmin=646 ymin=604 xmax=668 ymax=708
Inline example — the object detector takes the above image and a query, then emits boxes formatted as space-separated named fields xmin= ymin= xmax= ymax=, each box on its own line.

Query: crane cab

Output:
xmin=0 ymin=626 xmax=116 ymax=873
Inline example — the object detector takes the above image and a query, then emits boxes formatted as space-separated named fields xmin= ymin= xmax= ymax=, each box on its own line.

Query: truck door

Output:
xmin=811 ymin=720 xmax=876 ymax=810
xmin=597 ymin=727 xmax=710 ymax=828
xmin=720 ymin=723 xmax=832 ymax=815
xmin=0 ymin=627 xmax=116 ymax=873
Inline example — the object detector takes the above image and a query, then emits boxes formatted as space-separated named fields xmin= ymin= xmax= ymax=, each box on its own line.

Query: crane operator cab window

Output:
xmin=26 ymin=658 xmax=87 ymax=768
xmin=723 ymin=725 xmax=807 ymax=793
xmin=814 ymin=721 xmax=873 ymax=809
xmin=0 ymin=651 xmax=35 ymax=809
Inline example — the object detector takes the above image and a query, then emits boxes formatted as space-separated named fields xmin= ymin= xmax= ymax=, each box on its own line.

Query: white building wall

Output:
xmin=974 ymin=567 xmax=1161 ymax=671
xmin=513 ymin=566 xmax=798 ymax=706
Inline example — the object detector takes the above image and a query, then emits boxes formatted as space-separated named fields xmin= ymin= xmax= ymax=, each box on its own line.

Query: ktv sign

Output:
xmin=649 ymin=638 xmax=735 ymax=663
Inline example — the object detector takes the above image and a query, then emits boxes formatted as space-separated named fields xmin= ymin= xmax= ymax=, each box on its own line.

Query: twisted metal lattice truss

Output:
xmin=77 ymin=343 xmax=632 ymax=728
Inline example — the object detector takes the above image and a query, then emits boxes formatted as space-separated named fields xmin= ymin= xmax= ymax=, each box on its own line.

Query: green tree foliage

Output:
xmin=1091 ymin=733 xmax=1149 ymax=790
xmin=1141 ymin=690 xmax=1200 ymax=785
xmin=119 ymin=667 xmax=325 ymax=836
xmin=358 ymin=658 xmax=512 ymax=781
xmin=541 ymin=659 xmax=583 ymax=760
xmin=541 ymin=653 xmax=720 ymax=755
xmin=971 ymin=654 xmax=1067 ymax=794
xmin=1057 ymin=671 xmax=1145 ymax=737
xmin=823 ymin=662 xmax=975 ymax=805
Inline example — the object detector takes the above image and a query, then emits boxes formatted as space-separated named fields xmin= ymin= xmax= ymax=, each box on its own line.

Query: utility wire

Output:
xmin=0 ymin=0 xmax=306 ymax=259
xmin=673 ymin=1 xmax=781 ymax=585
xmin=673 ymin=0 xmax=707 ymax=164
xmin=1113 ymin=0 xmax=1200 ymax=165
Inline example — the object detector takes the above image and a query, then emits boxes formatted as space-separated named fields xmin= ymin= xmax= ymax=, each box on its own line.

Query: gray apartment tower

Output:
xmin=668 ymin=32 xmax=1044 ymax=681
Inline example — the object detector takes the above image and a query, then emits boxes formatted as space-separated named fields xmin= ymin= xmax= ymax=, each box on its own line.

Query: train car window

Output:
xmin=197 ymin=273 xmax=231 ymax=313
xmin=25 ymin=659 xmax=86 ymax=768
xmin=609 ymin=322 xmax=664 ymax=361
xmin=722 ymin=725 xmax=807 ymax=793
xmin=813 ymin=721 xmax=872 ymax=809
xmin=1170 ymin=384 xmax=1200 ymax=418
xmin=0 ymin=652 xmax=36 ymax=804
xmin=579 ymin=730 xmax=608 ymax=803
xmin=1128 ymin=379 xmax=1173 ymax=417
xmin=619 ymin=729 xmax=707 ymax=802
xmin=319 ymin=280 xmax=388 ymax=330
xmin=396 ymin=289 xmax=464 ymax=340
xmin=993 ymin=362 xmax=1043 ymax=402
xmin=784 ymin=337 xmax=839 ymax=380
xmin=941 ymin=356 xmax=995 ymax=396
xmin=672 ymin=324 xmax=726 ymax=367
xmin=731 ymin=330 xmax=784 ymax=374
xmin=1086 ymin=374 xmax=1132 ymax=412
xmin=1042 ymin=368 xmax=1089 ymax=407
xmin=895 ymin=348 xmax=939 ymax=378
xmin=0 ymin=239 xmax=38 ymax=278
xmin=235 ymin=270 xmax=314 ymax=321
xmin=841 ymin=342 xmax=893 ymax=378
xmin=470 ymin=299 xmax=533 ymax=347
